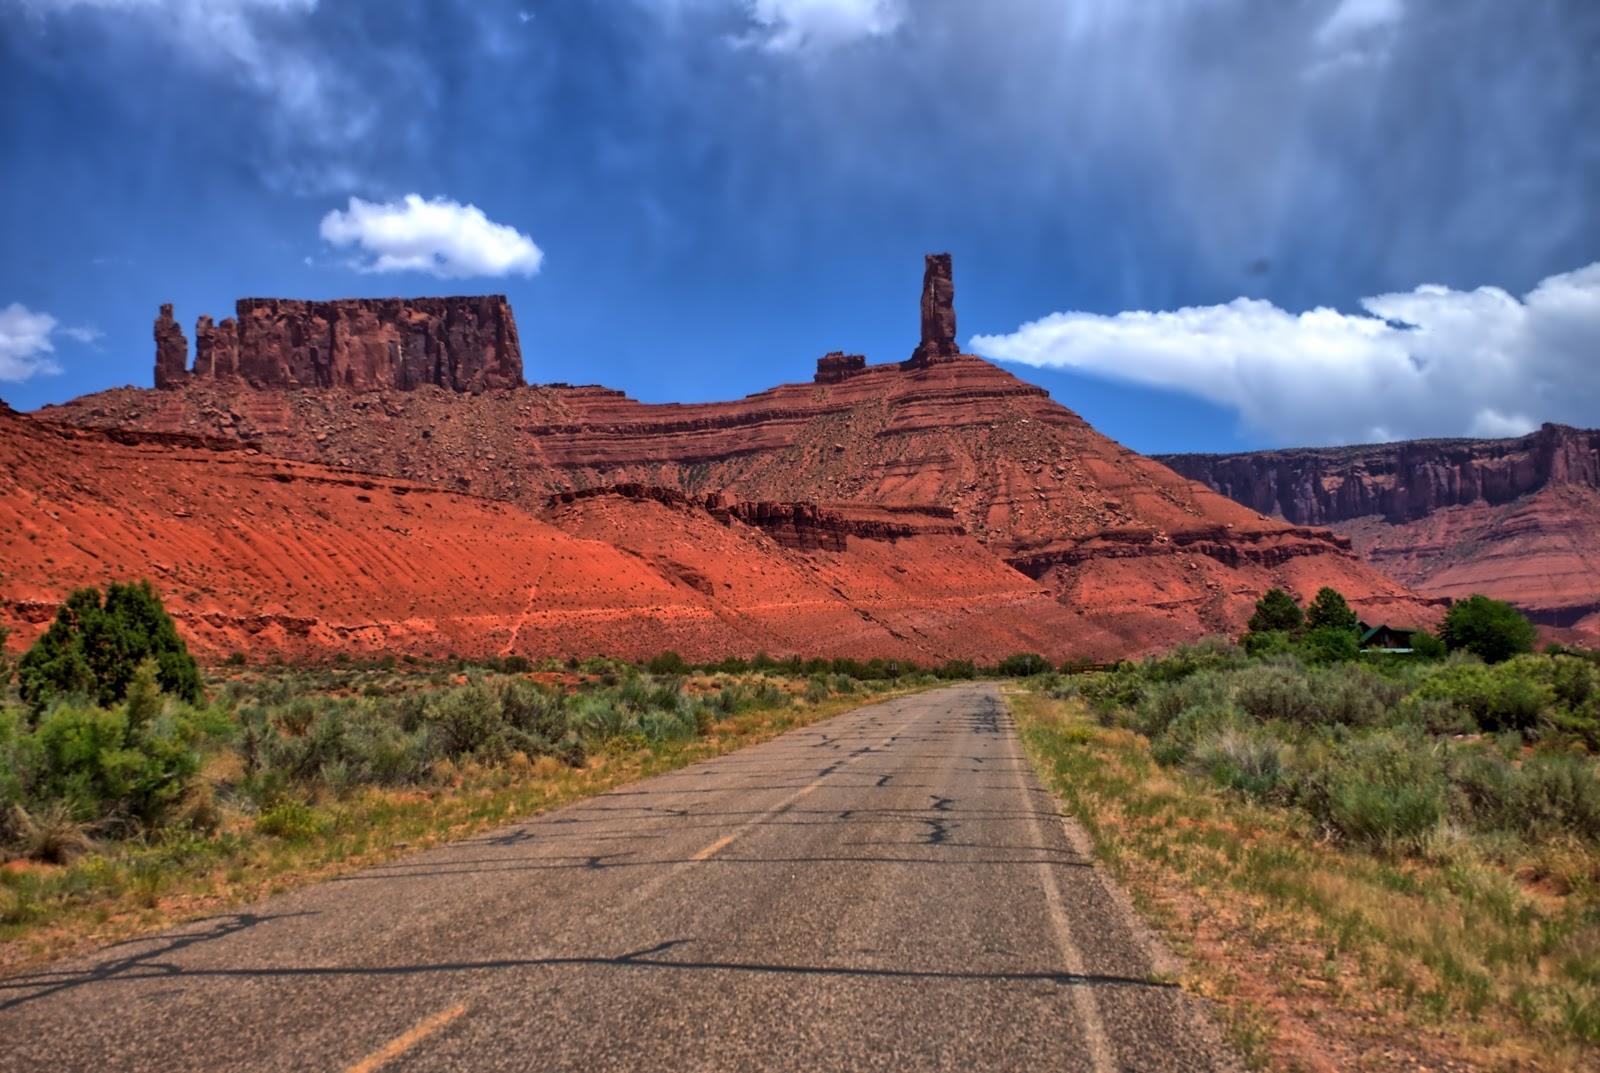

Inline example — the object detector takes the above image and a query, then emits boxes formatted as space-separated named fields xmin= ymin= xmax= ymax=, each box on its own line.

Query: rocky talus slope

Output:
xmin=0 ymin=402 xmax=1104 ymax=662
xmin=1161 ymin=425 xmax=1600 ymax=634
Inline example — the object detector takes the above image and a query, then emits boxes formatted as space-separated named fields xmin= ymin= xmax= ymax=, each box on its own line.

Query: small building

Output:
xmin=1358 ymin=622 xmax=1415 ymax=653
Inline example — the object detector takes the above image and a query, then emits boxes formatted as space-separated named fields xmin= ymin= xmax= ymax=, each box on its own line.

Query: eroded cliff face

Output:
xmin=1160 ymin=427 xmax=1600 ymax=633
xmin=43 ymin=255 xmax=1441 ymax=657
xmin=1160 ymin=425 xmax=1600 ymax=525
xmin=153 ymin=296 xmax=523 ymax=393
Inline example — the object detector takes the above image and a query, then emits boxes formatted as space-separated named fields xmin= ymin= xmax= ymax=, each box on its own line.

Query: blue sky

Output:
xmin=2 ymin=0 xmax=1597 ymax=452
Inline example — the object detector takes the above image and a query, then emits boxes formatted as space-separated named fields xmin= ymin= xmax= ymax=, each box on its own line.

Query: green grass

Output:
xmin=1009 ymin=690 xmax=1600 ymax=1073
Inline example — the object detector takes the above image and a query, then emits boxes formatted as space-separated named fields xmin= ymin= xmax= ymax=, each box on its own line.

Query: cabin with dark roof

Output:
xmin=1358 ymin=622 xmax=1416 ymax=653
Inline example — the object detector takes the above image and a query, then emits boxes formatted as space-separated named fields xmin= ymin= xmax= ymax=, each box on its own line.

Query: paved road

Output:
xmin=1 ymin=683 xmax=1237 ymax=1071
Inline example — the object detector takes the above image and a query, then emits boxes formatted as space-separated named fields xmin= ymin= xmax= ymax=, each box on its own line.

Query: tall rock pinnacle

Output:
xmin=153 ymin=304 xmax=189 ymax=390
xmin=909 ymin=253 xmax=959 ymax=366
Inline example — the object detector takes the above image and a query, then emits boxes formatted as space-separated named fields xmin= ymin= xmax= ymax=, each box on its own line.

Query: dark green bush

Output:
xmin=1305 ymin=587 xmax=1359 ymax=634
xmin=1441 ymin=595 xmax=1535 ymax=664
xmin=646 ymin=651 xmax=691 ymax=675
xmin=1410 ymin=630 xmax=1447 ymax=660
xmin=1242 ymin=629 xmax=1296 ymax=657
xmin=997 ymin=653 xmax=1051 ymax=677
xmin=17 ymin=582 xmax=201 ymax=712
xmin=1300 ymin=625 xmax=1361 ymax=664
xmin=1247 ymin=588 xmax=1304 ymax=635
xmin=1416 ymin=660 xmax=1553 ymax=735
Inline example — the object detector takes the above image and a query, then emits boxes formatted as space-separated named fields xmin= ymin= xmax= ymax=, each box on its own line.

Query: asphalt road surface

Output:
xmin=1 ymin=683 xmax=1239 ymax=1072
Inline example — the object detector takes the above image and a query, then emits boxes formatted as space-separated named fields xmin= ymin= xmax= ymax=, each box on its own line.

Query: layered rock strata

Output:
xmin=47 ymin=254 xmax=1440 ymax=656
xmin=1160 ymin=425 xmax=1600 ymax=525
xmin=1161 ymin=426 xmax=1600 ymax=633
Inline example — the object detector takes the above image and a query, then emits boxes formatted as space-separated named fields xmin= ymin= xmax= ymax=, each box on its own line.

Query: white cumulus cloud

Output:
xmin=740 ymin=0 xmax=903 ymax=52
xmin=970 ymin=262 xmax=1600 ymax=447
xmin=0 ymin=303 xmax=64 ymax=382
xmin=318 ymin=195 xmax=545 ymax=279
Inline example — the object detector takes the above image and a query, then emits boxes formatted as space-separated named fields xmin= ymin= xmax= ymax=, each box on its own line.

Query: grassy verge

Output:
xmin=1009 ymin=689 xmax=1600 ymax=1073
xmin=1 ymin=687 xmax=913 ymax=974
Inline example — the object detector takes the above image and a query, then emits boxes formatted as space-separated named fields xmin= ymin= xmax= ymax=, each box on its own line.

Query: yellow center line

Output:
xmin=691 ymin=833 xmax=739 ymax=861
xmin=345 ymin=1003 xmax=468 ymax=1073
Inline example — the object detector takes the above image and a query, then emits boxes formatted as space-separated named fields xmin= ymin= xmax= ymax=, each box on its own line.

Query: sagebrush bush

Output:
xmin=1150 ymin=700 xmax=1243 ymax=767
xmin=1192 ymin=726 xmax=1286 ymax=799
xmin=1294 ymin=731 xmax=1447 ymax=850
xmin=1230 ymin=661 xmax=1315 ymax=722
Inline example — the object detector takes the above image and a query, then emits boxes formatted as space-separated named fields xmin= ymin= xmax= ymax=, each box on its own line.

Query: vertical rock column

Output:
xmin=153 ymin=304 xmax=189 ymax=389
xmin=908 ymin=252 xmax=959 ymax=366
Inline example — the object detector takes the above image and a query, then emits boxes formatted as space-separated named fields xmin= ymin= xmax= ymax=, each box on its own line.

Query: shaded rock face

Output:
xmin=193 ymin=316 xmax=239 ymax=380
xmin=154 ymin=296 xmax=523 ymax=393
xmin=814 ymin=352 xmax=867 ymax=383
xmin=1160 ymin=424 xmax=1600 ymax=526
xmin=908 ymin=253 xmax=959 ymax=366
xmin=153 ymin=305 xmax=189 ymax=390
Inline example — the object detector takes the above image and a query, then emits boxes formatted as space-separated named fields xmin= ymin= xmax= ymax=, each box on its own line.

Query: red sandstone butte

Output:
xmin=154 ymin=295 xmax=523 ymax=393
xmin=36 ymin=254 xmax=1442 ymax=660
xmin=1162 ymin=425 xmax=1600 ymax=635
xmin=0 ymin=404 xmax=1101 ymax=663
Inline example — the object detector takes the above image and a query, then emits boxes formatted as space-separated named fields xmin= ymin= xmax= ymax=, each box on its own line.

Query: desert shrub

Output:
xmin=18 ymin=582 xmax=201 ymax=713
xmin=1242 ymin=629 xmax=1296 ymax=657
xmin=1150 ymin=701 xmax=1244 ymax=767
xmin=423 ymin=682 xmax=509 ymax=760
xmin=498 ymin=679 xmax=568 ymax=743
xmin=1135 ymin=671 xmax=1232 ymax=741
xmin=1075 ymin=667 xmax=1149 ymax=722
xmin=1141 ymin=637 xmax=1250 ymax=683
xmin=255 ymin=798 xmax=328 ymax=841
xmin=1230 ymin=661 xmax=1315 ymax=722
xmin=997 ymin=653 xmax=1051 ymax=677
xmin=934 ymin=660 xmax=976 ymax=680
xmin=646 ymin=651 xmax=691 ymax=675
xmin=1294 ymin=731 xmax=1447 ymax=849
xmin=1450 ymin=747 xmax=1523 ymax=832
xmin=829 ymin=673 xmax=856 ymax=695
xmin=1248 ymin=588 xmax=1304 ymax=635
xmin=1451 ymin=748 xmax=1600 ymax=841
xmin=29 ymin=706 xmax=195 ymax=828
xmin=1192 ymin=726 xmax=1287 ymax=800
xmin=1300 ymin=625 xmax=1361 ymax=664
xmin=8 ymin=802 xmax=95 ymax=863
xmin=805 ymin=675 xmax=831 ymax=703
xmin=1415 ymin=661 xmax=1554 ymax=735
xmin=1306 ymin=665 xmax=1406 ymax=727
xmin=1512 ymin=753 xmax=1600 ymax=840
xmin=1441 ymin=595 xmax=1535 ymax=664
xmin=566 ymin=692 xmax=630 ymax=741
xmin=1410 ymin=629 xmax=1447 ymax=659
